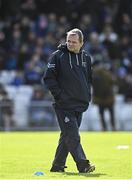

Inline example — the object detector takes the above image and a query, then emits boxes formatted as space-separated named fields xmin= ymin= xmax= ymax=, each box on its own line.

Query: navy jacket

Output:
xmin=43 ymin=44 xmax=92 ymax=112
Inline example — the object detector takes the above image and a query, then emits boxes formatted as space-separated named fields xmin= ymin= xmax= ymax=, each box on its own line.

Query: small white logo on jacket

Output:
xmin=64 ymin=117 xmax=70 ymax=123
xmin=47 ymin=63 xmax=55 ymax=68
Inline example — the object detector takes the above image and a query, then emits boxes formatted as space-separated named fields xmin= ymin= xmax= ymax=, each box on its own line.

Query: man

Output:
xmin=43 ymin=28 xmax=95 ymax=173
xmin=93 ymin=64 xmax=116 ymax=131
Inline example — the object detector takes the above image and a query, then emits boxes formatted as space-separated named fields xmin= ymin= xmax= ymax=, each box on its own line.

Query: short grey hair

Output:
xmin=67 ymin=28 xmax=84 ymax=43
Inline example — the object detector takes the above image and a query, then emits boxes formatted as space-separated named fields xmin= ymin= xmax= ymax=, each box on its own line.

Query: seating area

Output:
xmin=4 ymin=85 xmax=33 ymax=127
xmin=1 ymin=84 xmax=132 ymax=130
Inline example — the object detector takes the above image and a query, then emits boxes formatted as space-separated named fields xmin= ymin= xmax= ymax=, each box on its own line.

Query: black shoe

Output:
xmin=80 ymin=163 xmax=95 ymax=173
xmin=77 ymin=160 xmax=95 ymax=173
xmin=50 ymin=165 xmax=67 ymax=172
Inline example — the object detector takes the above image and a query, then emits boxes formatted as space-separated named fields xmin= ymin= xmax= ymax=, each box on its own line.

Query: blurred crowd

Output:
xmin=0 ymin=2 xmax=132 ymax=92
xmin=0 ymin=0 xmax=131 ymax=100
xmin=0 ymin=0 xmax=132 ymax=130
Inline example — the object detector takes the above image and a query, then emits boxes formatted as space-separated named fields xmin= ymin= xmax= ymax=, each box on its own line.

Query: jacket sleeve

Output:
xmin=43 ymin=52 xmax=61 ymax=100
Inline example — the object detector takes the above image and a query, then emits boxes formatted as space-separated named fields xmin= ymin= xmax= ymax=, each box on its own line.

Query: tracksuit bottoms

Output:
xmin=52 ymin=107 xmax=88 ymax=167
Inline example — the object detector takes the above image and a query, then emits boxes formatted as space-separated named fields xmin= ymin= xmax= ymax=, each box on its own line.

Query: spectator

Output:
xmin=0 ymin=84 xmax=14 ymax=131
xmin=11 ymin=70 xmax=25 ymax=86
xmin=24 ymin=53 xmax=43 ymax=85
xmin=99 ymin=25 xmax=119 ymax=60
xmin=92 ymin=64 xmax=116 ymax=131
xmin=84 ymin=32 xmax=110 ymax=65
xmin=117 ymin=74 xmax=132 ymax=102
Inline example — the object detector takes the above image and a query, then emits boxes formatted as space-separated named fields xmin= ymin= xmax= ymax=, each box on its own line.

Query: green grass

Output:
xmin=0 ymin=132 xmax=132 ymax=180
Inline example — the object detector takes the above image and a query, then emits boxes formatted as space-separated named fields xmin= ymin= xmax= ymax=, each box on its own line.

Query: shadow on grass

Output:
xmin=64 ymin=172 xmax=107 ymax=177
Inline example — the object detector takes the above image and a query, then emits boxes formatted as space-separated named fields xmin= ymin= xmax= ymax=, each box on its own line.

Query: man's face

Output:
xmin=66 ymin=34 xmax=83 ymax=53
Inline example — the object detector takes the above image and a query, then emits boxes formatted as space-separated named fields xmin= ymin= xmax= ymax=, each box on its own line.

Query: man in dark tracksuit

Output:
xmin=43 ymin=28 xmax=95 ymax=173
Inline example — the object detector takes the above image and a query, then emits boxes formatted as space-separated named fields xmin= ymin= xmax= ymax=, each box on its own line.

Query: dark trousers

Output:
xmin=98 ymin=104 xmax=115 ymax=131
xmin=52 ymin=107 xmax=87 ymax=166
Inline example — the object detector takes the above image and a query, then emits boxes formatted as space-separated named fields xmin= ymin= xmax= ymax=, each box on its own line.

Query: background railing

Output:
xmin=0 ymin=96 xmax=132 ymax=131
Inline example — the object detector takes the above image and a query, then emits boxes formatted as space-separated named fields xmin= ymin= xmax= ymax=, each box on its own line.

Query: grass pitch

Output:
xmin=0 ymin=131 xmax=132 ymax=180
